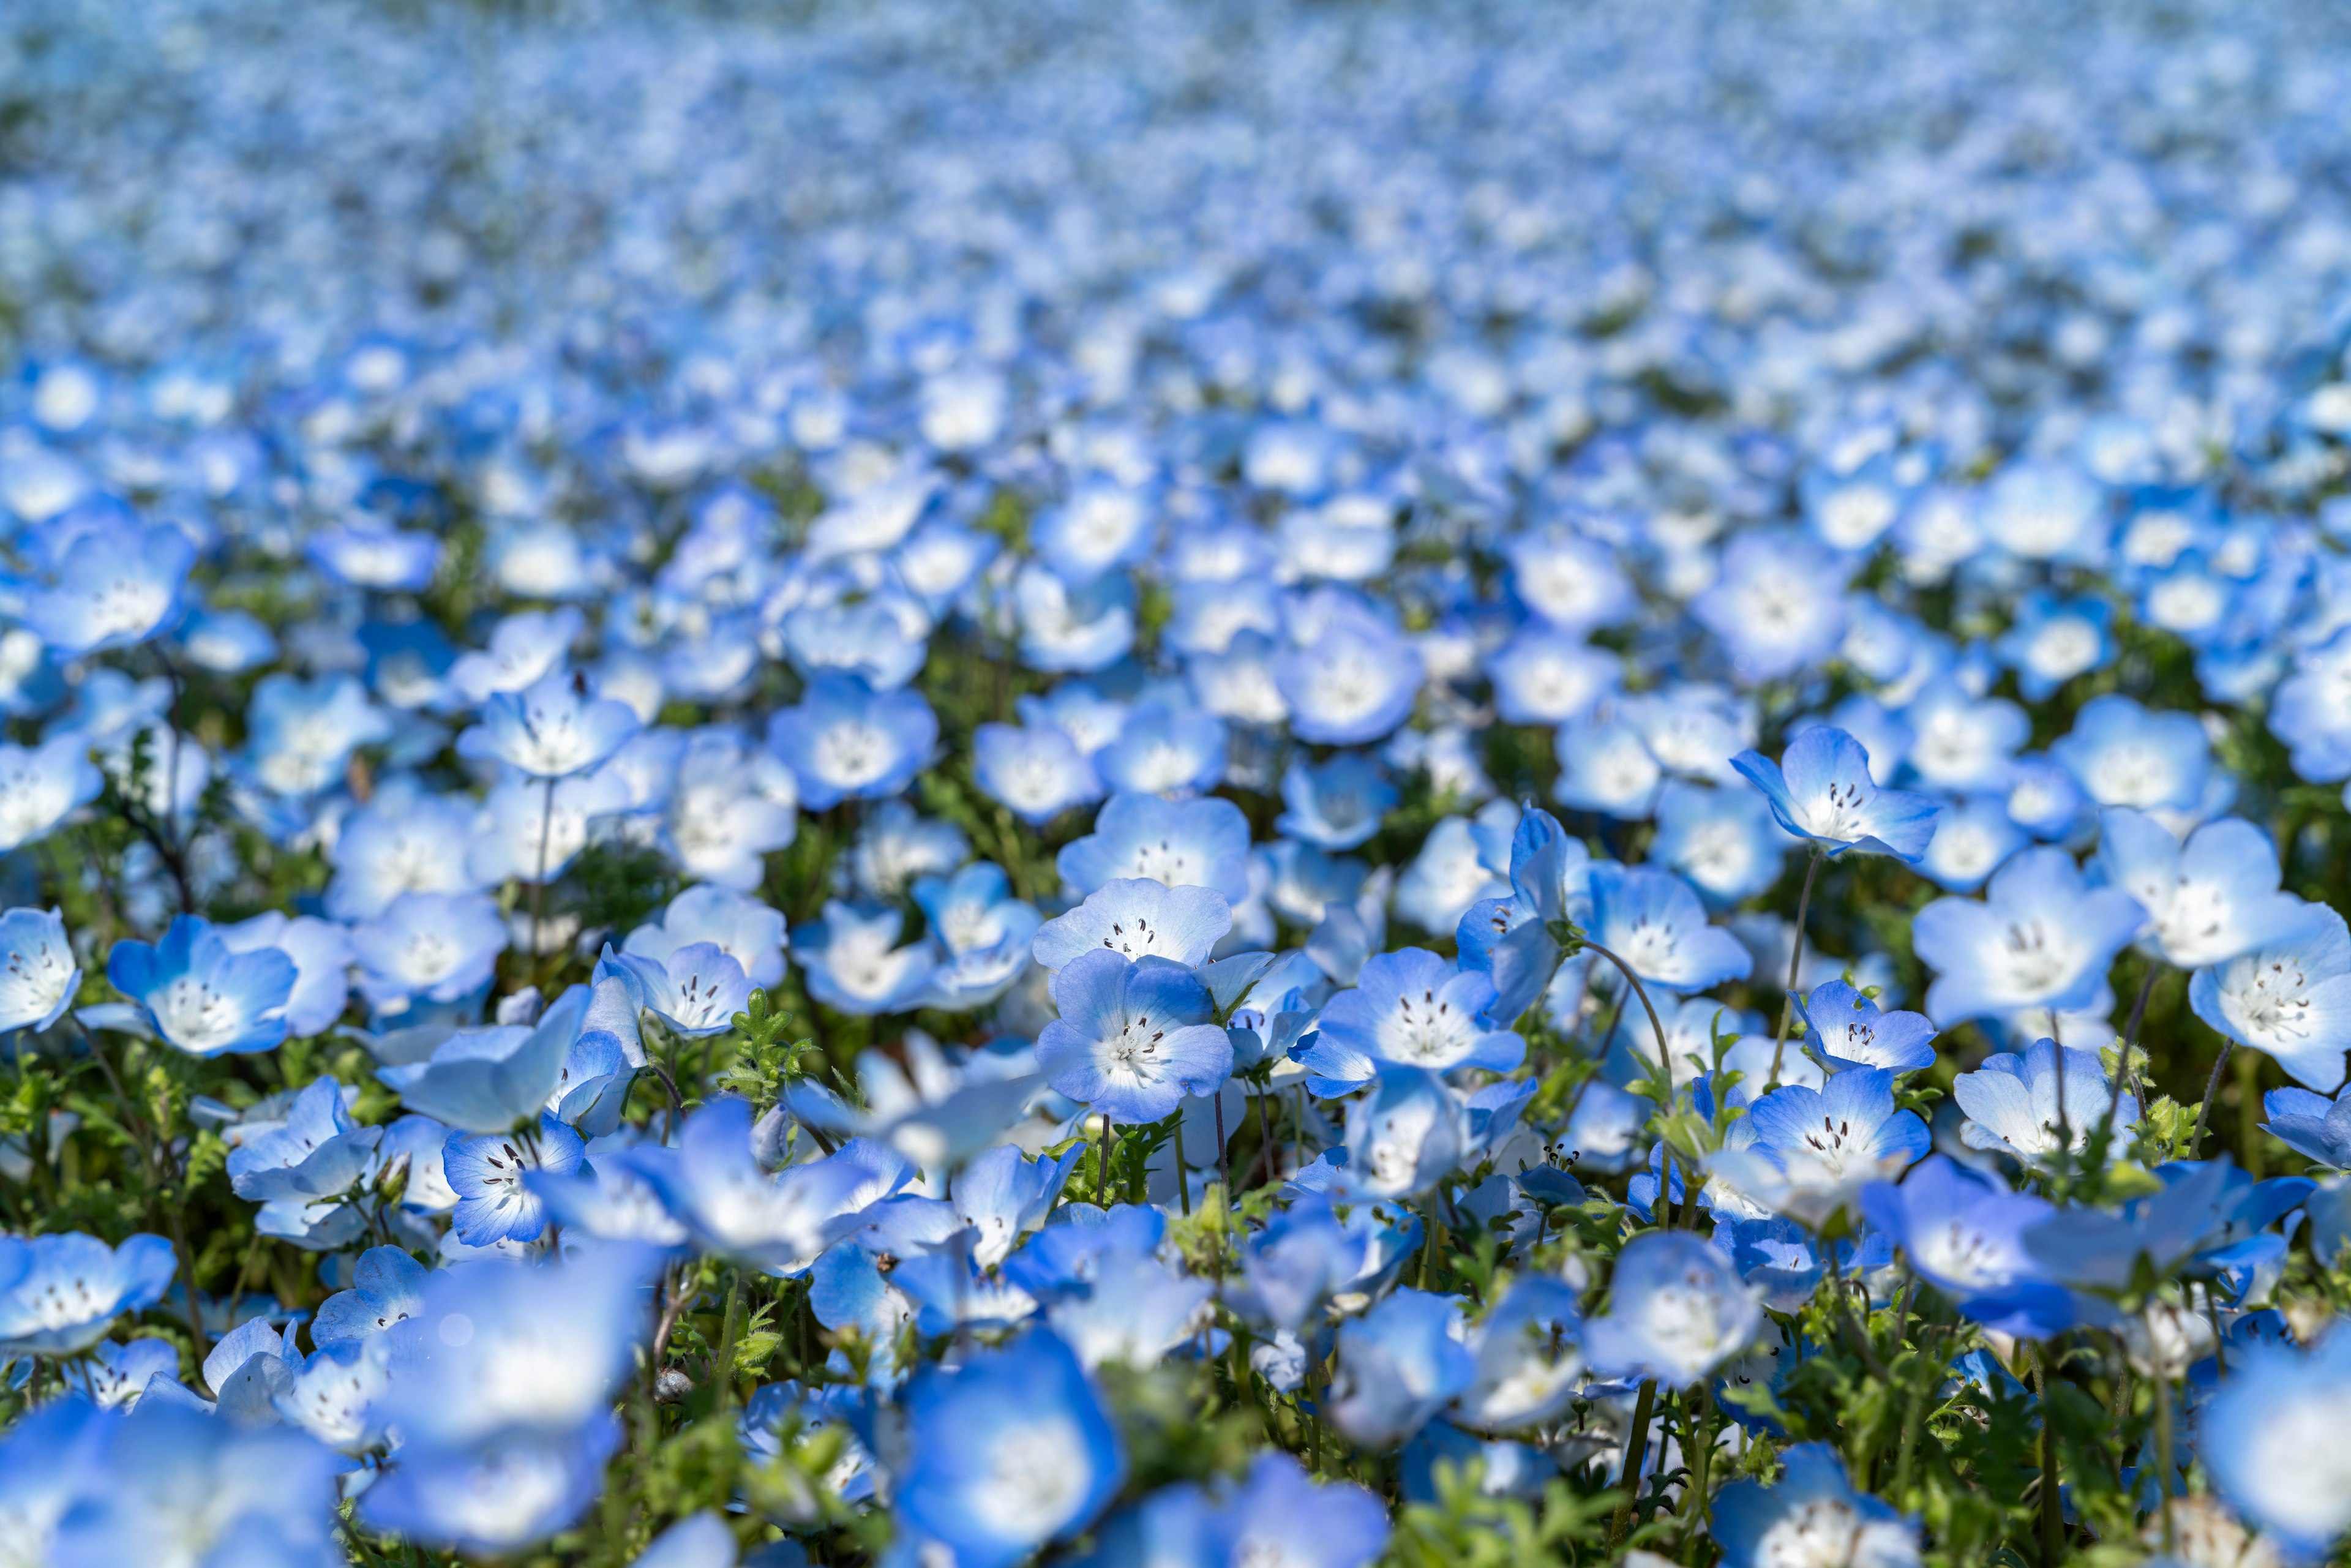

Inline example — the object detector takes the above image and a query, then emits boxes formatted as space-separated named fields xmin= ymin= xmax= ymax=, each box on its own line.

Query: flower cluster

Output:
xmin=6 ymin=0 xmax=2351 ymax=1565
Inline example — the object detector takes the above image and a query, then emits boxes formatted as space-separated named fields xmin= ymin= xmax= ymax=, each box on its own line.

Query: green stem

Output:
xmin=1173 ymin=1116 xmax=1190 ymax=1215
xmin=1610 ymin=1377 xmax=1659 ymax=1545
xmin=714 ymin=1270 xmax=745 ymax=1410
xmin=1766 ymin=847 xmax=1823 ymax=1092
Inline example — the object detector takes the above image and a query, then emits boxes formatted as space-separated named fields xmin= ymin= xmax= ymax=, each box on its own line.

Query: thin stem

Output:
xmin=1610 ymin=1378 xmax=1659 ymax=1544
xmin=713 ymin=1269 xmax=745 ymax=1409
xmin=1098 ymin=1116 xmax=1113 ymax=1204
xmin=1172 ymin=1116 xmax=1190 ymax=1216
xmin=529 ymin=775 xmax=557 ymax=959
xmin=1676 ymin=1385 xmax=1715 ymax=1559
xmin=2189 ymin=1040 xmax=2234 ymax=1159
xmin=1766 ymin=847 xmax=1824 ymax=1092
xmin=2106 ymin=964 xmax=2161 ymax=1147
xmin=1581 ymin=940 xmax=1671 ymax=1080
xmin=2036 ymin=1347 xmax=2064 ymax=1568
xmin=1213 ymin=1089 xmax=1230 ymax=1196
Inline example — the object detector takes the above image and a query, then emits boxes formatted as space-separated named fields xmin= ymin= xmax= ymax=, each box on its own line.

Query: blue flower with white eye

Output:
xmin=624 ymin=883 xmax=786 ymax=991
xmin=1168 ymin=574 xmax=1282 ymax=657
xmin=226 ymin=1076 xmax=380 ymax=1203
xmin=2271 ymin=625 xmax=2351 ymax=782
xmin=2189 ymin=904 xmax=2351 ymax=1092
xmin=2262 ymin=1083 xmax=2351 ymax=1170
xmin=1979 ymin=458 xmax=2107 ymax=564
xmin=1692 ymin=530 xmax=1849 ymax=684
xmin=1043 ymin=1248 xmax=1212 ymax=1371
xmin=896 ymin=1329 xmax=1124 ymax=1568
xmin=362 ymin=1411 xmax=625 ymax=1556
xmin=1996 ymin=591 xmax=2114 ymax=700
xmin=596 ymin=940 xmax=752 ymax=1037
xmin=324 ymin=785 xmax=485 ymax=921
xmin=0 ymin=1231 xmax=177 ymax=1354
xmin=1913 ymin=795 xmax=2024 ymax=891
xmin=1275 ymin=598 xmax=1424 ymax=746
xmin=638 ymin=1098 xmax=909 ymax=1275
xmin=457 ymin=666 xmax=640 ymax=780
xmin=1551 ymin=713 xmax=1664 ymax=819
xmin=910 ymin=863 xmax=1040 ymax=1011
xmin=2050 ymin=693 xmax=2214 ymax=818
xmin=951 ymin=1144 xmax=1085 ymax=1269
xmin=60 ymin=1335 xmax=179 ymax=1409
xmin=1800 ymin=980 xmax=1937 ymax=1073
xmin=312 ymin=1244 xmax=427 ymax=1345
xmin=1327 ymin=1288 xmax=1474 ymax=1448
xmin=443 ymin=1114 xmax=589 ymax=1246
xmin=1861 ymin=1157 xmax=2072 ymax=1338
xmin=444 ymin=607 xmax=583 ymax=705
xmin=973 ymin=720 xmax=1102 ymax=824
xmin=2003 ymin=753 xmax=2088 ymax=839
xmin=275 ymin=1334 xmax=395 ymax=1452
xmin=1452 ymin=1275 xmax=1584 ymax=1433
xmin=1891 ymin=679 xmax=2029 ymax=795
xmin=1095 ymin=700 xmax=1227 ymax=796
xmin=1710 ymin=1068 xmax=1929 ymax=1227
xmin=1586 ymin=863 xmax=1753 ymax=995
xmin=376 ymin=983 xmax=590 ymax=1132
xmin=659 ymin=727 xmax=799 ymax=889
xmin=849 ymin=798 xmax=969 ymax=898
xmin=1016 ymin=563 xmax=1137 ymax=672
xmin=1037 ymin=951 xmax=1232 ymax=1123
xmin=49 ymin=1400 xmax=345 ymax=1567
xmin=1396 ymin=816 xmax=1509 ymax=936
xmin=1652 ymin=779 xmax=1795 ymax=905
xmin=1731 ymin=725 xmax=1941 ymax=862
xmin=779 ymin=593 xmax=931 ymax=692
xmin=1711 ymin=1442 xmax=1922 ymax=1568
xmin=2199 ymin=1330 xmax=2351 ymax=1558
xmin=216 ymin=912 xmax=350 ymax=1038
xmin=108 ymin=913 xmax=296 ymax=1057
xmin=350 ymin=890 xmax=509 ymax=1016
xmin=1485 ymin=626 xmax=1618 ymax=726
xmin=1339 ymin=1068 xmax=1469 ymax=1199
xmin=1951 ymin=1038 xmax=2134 ymax=1166
xmin=1032 ymin=877 xmax=1232 ymax=972
xmin=307 ymin=519 xmax=442 ymax=591
xmin=1912 ymin=847 xmax=2145 ymax=1026
xmin=23 ymin=520 xmax=196 ymax=656
xmin=793 ymin=900 xmax=936 ymax=1016
xmin=241 ymin=672 xmax=394 ymax=798
xmin=1584 ymin=1231 xmax=1763 ymax=1387
xmin=1031 ymin=479 xmax=1156 ymax=584
xmin=0 ymin=906 xmax=79 ymax=1033
xmin=1291 ymin=948 xmax=1521 ymax=1095
xmin=1057 ymin=791 xmax=1253 ymax=901
xmin=1276 ymin=752 xmax=1397 ymax=851
xmin=1504 ymin=527 xmax=1637 ymax=632
xmin=2095 ymin=808 xmax=2308 ymax=969
xmin=0 ymin=735 xmax=101 ymax=852
xmin=764 ymin=671 xmax=937 ymax=809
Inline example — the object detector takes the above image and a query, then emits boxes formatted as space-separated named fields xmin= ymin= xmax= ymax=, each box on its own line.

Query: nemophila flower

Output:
xmin=217 ymin=912 xmax=350 ymax=1037
xmin=659 ymin=727 xmax=800 ymax=888
xmin=240 ymin=672 xmax=394 ymax=798
xmin=1095 ymin=700 xmax=1227 ymax=796
xmin=1277 ymin=751 xmax=1398 ymax=850
xmin=2050 ymin=693 xmax=2214 ymax=819
xmin=2262 ymin=1083 xmax=2351 ymax=1169
xmin=350 ymin=890 xmax=510 ymax=1016
xmin=848 ymin=799 xmax=969 ymax=899
xmin=22 ymin=519 xmax=196 ymax=655
xmin=910 ymin=863 xmax=1040 ymax=1010
xmin=1452 ymin=1275 xmax=1584 ymax=1433
xmin=1037 ymin=950 xmax=1231 ymax=1122
xmin=0 ymin=1231 xmax=176 ymax=1354
xmin=306 ymin=518 xmax=442 ymax=590
xmin=1711 ymin=1068 xmax=1929 ymax=1226
xmin=444 ymin=1114 xmax=589 ymax=1246
xmin=2020 ymin=1160 xmax=2238 ymax=1311
xmin=598 ymin=941 xmax=752 ymax=1037
xmin=1899 ymin=680 xmax=2029 ymax=795
xmin=225 ymin=1076 xmax=380 ymax=1202
xmin=1583 ymin=1230 xmax=1763 ymax=1387
xmin=643 ymin=1098 xmax=907 ymax=1274
xmin=324 ymin=784 xmax=485 ymax=920
xmin=793 ymin=900 xmax=936 ymax=1015
xmin=1586 ymin=863 xmax=1753 ymax=995
xmin=1758 ymin=988 xmax=1905 ymax=1087
xmin=1327 ymin=1288 xmax=1474 ymax=1448
xmin=897 ymin=1329 xmax=1123 ymax=1568
xmin=1914 ymin=797 xmax=2025 ymax=892
xmin=1711 ymin=1442 xmax=1922 ymax=1568
xmin=1731 ymin=725 xmax=1940 ymax=862
xmin=1860 ymin=1157 xmax=2072 ymax=1337
xmin=1996 ymin=592 xmax=2115 ymax=700
xmin=951 ymin=1144 xmax=1084 ymax=1270
xmin=1952 ymin=1039 xmax=2135 ymax=1166
xmin=1015 ymin=563 xmax=1136 ymax=672
xmin=624 ymin=884 xmax=786 ymax=991
xmin=0 ymin=906 xmax=78 ymax=1033
xmin=1396 ymin=816 xmax=1509 ymax=935
xmin=779 ymin=593 xmax=931 ymax=692
xmin=50 ymin=1400 xmax=345 ymax=1567
xmin=312 ymin=1244 xmax=427 ymax=1345
xmin=2096 ymin=809 xmax=2304 ymax=975
xmin=1552 ymin=713 xmax=1664 ymax=818
xmin=61 ymin=1336 xmax=179 ymax=1409
xmin=444 ymin=607 xmax=583 ymax=705
xmin=377 ymin=983 xmax=590 ymax=1131
xmin=2270 ymin=625 xmax=2351 ymax=781
xmin=0 ymin=734 xmax=101 ymax=852
xmin=1912 ymin=847 xmax=2145 ymax=1026
xmin=1340 ymin=1068 xmax=1469 ymax=1199
xmin=1032 ymin=479 xmax=1156 ymax=584
xmin=1652 ymin=779 xmax=1795 ymax=905
xmin=2199 ymin=1330 xmax=2351 ymax=1558
xmin=1275 ymin=602 xmax=1425 ymax=746
xmin=973 ymin=720 xmax=1102 ymax=824
xmin=1291 ymin=948 xmax=1521 ymax=1094
xmin=457 ymin=665 xmax=641 ymax=780
xmin=763 ymin=672 xmax=937 ymax=809
xmin=1501 ymin=526 xmax=1635 ymax=632
xmin=1033 ymin=878 xmax=1232 ymax=972
xmin=274 ymin=1334 xmax=396 ymax=1451
xmin=1042 ymin=1248 xmax=1212 ymax=1370
xmin=1485 ymin=626 xmax=1618 ymax=726
xmin=1692 ymin=530 xmax=1850 ymax=683
xmin=2189 ymin=906 xmax=2351 ymax=1092
xmin=1057 ymin=790 xmax=1253 ymax=901
xmin=108 ymin=914 xmax=296 ymax=1057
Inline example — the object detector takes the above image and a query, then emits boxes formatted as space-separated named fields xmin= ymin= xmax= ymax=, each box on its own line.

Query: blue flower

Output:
xmin=324 ymin=786 xmax=485 ymax=921
xmin=1995 ymin=592 xmax=2114 ymax=700
xmin=1032 ymin=877 xmax=1232 ymax=972
xmin=1583 ymin=1231 xmax=1762 ymax=1387
xmin=1951 ymin=1039 xmax=2135 ymax=1166
xmin=1711 ymin=1442 xmax=1921 ymax=1568
xmin=306 ymin=519 xmax=443 ymax=591
xmin=2050 ymin=693 xmax=2213 ymax=818
xmin=636 ymin=1098 xmax=907 ymax=1274
xmin=217 ymin=912 xmax=351 ymax=1037
xmin=1913 ymin=796 xmax=2025 ymax=893
xmin=2199 ymin=1330 xmax=2351 ymax=1558
xmin=2189 ymin=904 xmax=2351 ymax=1092
xmin=2096 ymin=808 xmax=2309 ymax=969
xmin=1651 ymin=779 xmax=1795 ymax=905
xmin=0 ymin=735 xmax=102 ymax=852
xmin=793 ymin=900 xmax=936 ymax=1015
xmin=362 ymin=1416 xmax=625 ymax=1556
xmin=1291 ymin=948 xmax=1521 ymax=1095
xmin=444 ymin=1114 xmax=590 ymax=1246
xmin=1452 ymin=1275 xmax=1585 ymax=1431
xmin=972 ymin=720 xmax=1102 ymax=824
xmin=350 ymin=890 xmax=510 ymax=1017
xmin=909 ymin=862 xmax=1040 ymax=1011
xmin=1327 ymin=1288 xmax=1475 ymax=1447
xmin=1095 ymin=700 xmax=1228 ymax=797
xmin=1338 ymin=1068 xmax=1469 ymax=1199
xmin=1041 ymin=1248 xmax=1212 ymax=1370
xmin=225 ymin=1075 xmax=381 ymax=1202
xmin=1016 ymin=563 xmax=1136 ymax=672
xmin=896 ymin=1329 xmax=1124 ymax=1568
xmin=1057 ymin=791 xmax=1253 ymax=901
xmin=241 ymin=672 xmax=395 ymax=797
xmin=1731 ymin=725 xmax=1941 ymax=861
xmin=1801 ymin=980 xmax=1937 ymax=1073
xmin=108 ymin=914 xmax=296 ymax=1057
xmin=23 ymin=520 xmax=196 ymax=656
xmin=312 ymin=1244 xmax=428 ymax=1346
xmin=59 ymin=1335 xmax=179 ymax=1409
xmin=1037 ymin=950 xmax=1232 ymax=1122
xmin=1276 ymin=752 xmax=1398 ymax=851
xmin=50 ymin=1400 xmax=345 ymax=1567
xmin=457 ymin=665 xmax=642 ymax=779
xmin=1913 ymin=847 xmax=2145 ymax=1026
xmin=1586 ymin=863 xmax=1754 ymax=994
xmin=0 ymin=1231 xmax=176 ymax=1354
xmin=622 ymin=883 xmax=787 ymax=990
xmin=1274 ymin=596 xmax=1425 ymax=746
xmin=0 ymin=906 xmax=79 ymax=1033
xmin=1712 ymin=1068 xmax=1930 ymax=1227
xmin=2262 ymin=1083 xmax=2351 ymax=1170
xmin=1485 ymin=626 xmax=1619 ymax=726
xmin=1692 ymin=530 xmax=1850 ymax=684
xmin=765 ymin=672 xmax=937 ymax=808
xmin=1551 ymin=713 xmax=1663 ymax=819
xmin=1860 ymin=1156 xmax=2072 ymax=1337
xmin=377 ymin=982 xmax=591 ymax=1131
xmin=597 ymin=940 xmax=752 ymax=1037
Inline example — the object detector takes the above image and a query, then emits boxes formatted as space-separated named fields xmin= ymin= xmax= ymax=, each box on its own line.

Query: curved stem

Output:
xmin=1581 ymin=940 xmax=1671 ymax=1083
xmin=2188 ymin=1040 xmax=2234 ymax=1160
xmin=1765 ymin=847 xmax=1824 ymax=1092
